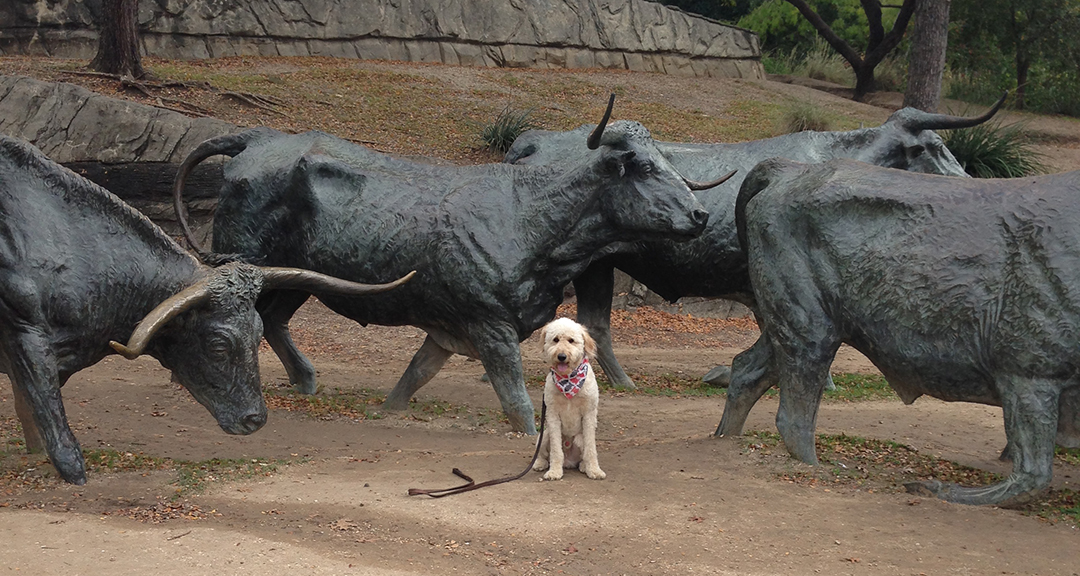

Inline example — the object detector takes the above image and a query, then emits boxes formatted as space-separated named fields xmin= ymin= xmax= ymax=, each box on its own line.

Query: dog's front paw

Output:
xmin=542 ymin=468 xmax=564 ymax=481
xmin=582 ymin=464 xmax=606 ymax=480
xmin=533 ymin=458 xmax=549 ymax=472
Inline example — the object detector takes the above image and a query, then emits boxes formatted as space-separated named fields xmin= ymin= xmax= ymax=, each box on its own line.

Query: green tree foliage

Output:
xmin=738 ymin=0 xmax=897 ymax=55
xmin=657 ymin=0 xmax=765 ymax=22
xmin=950 ymin=0 xmax=1080 ymax=112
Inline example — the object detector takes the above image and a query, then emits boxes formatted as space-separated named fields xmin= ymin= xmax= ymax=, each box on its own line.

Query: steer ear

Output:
xmin=110 ymin=279 xmax=213 ymax=359
xmin=260 ymin=268 xmax=416 ymax=296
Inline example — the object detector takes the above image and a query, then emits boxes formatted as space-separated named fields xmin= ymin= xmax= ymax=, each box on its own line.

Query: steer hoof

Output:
xmin=52 ymin=454 xmax=88 ymax=486
xmin=904 ymin=479 xmax=943 ymax=498
xmin=702 ymin=365 xmax=732 ymax=387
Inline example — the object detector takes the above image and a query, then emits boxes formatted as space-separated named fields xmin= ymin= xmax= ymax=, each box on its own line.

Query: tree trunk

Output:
xmin=786 ymin=0 xmax=917 ymax=102
xmin=904 ymin=0 xmax=951 ymax=112
xmin=89 ymin=0 xmax=147 ymax=79
xmin=1015 ymin=56 xmax=1030 ymax=110
xmin=852 ymin=63 xmax=876 ymax=101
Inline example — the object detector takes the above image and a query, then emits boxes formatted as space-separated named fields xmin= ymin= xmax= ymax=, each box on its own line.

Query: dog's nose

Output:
xmin=557 ymin=353 xmax=567 ymax=362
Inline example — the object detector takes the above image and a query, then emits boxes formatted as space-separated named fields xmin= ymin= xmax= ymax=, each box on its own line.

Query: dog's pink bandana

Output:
xmin=552 ymin=357 xmax=590 ymax=399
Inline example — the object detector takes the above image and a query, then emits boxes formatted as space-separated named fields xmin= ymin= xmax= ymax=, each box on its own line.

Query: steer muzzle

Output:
xmin=226 ymin=409 xmax=268 ymax=435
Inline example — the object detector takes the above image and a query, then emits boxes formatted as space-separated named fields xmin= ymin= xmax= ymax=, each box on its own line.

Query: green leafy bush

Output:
xmin=479 ymin=105 xmax=539 ymax=153
xmin=942 ymin=120 xmax=1045 ymax=178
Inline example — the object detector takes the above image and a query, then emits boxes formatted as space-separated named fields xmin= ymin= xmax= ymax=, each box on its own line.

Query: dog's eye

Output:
xmin=553 ymin=337 xmax=559 ymax=343
xmin=568 ymin=338 xmax=575 ymax=344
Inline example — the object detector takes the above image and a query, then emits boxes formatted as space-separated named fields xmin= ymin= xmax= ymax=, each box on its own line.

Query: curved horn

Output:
xmin=109 ymin=279 xmax=213 ymax=359
xmin=586 ymin=93 xmax=617 ymax=150
xmin=173 ymin=133 xmax=257 ymax=260
xmin=262 ymin=268 xmax=417 ymax=295
xmin=901 ymin=92 xmax=1008 ymax=132
xmin=683 ymin=169 xmax=738 ymax=191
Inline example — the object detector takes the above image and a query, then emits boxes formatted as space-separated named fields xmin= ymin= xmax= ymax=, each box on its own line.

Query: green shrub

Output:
xmin=738 ymin=0 xmax=889 ymax=54
xmin=872 ymin=53 xmax=907 ymax=93
xmin=792 ymin=39 xmax=852 ymax=86
xmin=781 ymin=102 xmax=834 ymax=133
xmin=479 ymin=105 xmax=538 ymax=153
xmin=942 ymin=120 xmax=1046 ymax=178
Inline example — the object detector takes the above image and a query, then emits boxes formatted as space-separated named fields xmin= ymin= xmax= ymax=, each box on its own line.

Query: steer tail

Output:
xmin=173 ymin=130 xmax=268 ymax=259
xmin=735 ymin=158 xmax=785 ymax=254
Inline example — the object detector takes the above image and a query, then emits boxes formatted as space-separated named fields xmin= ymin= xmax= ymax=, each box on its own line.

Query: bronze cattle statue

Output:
xmin=0 ymin=135 xmax=412 ymax=484
xmin=505 ymin=96 xmax=1006 ymax=391
xmin=734 ymin=157 xmax=1080 ymax=506
xmin=173 ymin=97 xmax=730 ymax=434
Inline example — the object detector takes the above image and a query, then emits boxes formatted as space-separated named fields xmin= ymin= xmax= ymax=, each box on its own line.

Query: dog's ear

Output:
xmin=539 ymin=323 xmax=549 ymax=351
xmin=583 ymin=329 xmax=598 ymax=360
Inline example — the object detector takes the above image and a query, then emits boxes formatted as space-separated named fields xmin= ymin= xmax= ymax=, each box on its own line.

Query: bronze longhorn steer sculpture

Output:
xmin=174 ymin=95 xmax=731 ymax=434
xmin=736 ymin=157 xmax=1080 ymax=507
xmin=504 ymin=95 xmax=1007 ymax=395
xmin=0 ymin=135 xmax=413 ymax=484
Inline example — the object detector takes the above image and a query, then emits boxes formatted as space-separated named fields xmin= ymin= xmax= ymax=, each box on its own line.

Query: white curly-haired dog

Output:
xmin=534 ymin=317 xmax=606 ymax=480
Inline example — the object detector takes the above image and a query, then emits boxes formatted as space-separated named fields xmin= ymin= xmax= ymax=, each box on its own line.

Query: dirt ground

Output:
xmin=3 ymin=60 xmax=1080 ymax=574
xmin=2 ymin=299 xmax=1079 ymax=576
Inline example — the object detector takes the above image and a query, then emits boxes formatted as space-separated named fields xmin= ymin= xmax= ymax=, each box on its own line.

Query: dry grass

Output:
xmin=0 ymin=55 xmax=881 ymax=164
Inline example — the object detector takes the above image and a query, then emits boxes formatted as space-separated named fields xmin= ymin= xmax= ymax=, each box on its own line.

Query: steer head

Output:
xmin=575 ymin=95 xmax=732 ymax=239
xmin=851 ymin=93 xmax=1007 ymax=177
xmin=109 ymin=263 xmax=414 ymax=435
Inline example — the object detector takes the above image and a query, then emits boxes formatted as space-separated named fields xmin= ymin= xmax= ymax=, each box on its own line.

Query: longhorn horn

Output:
xmin=109 ymin=279 xmax=213 ymax=359
xmin=683 ymin=169 xmax=738 ymax=191
xmin=262 ymin=268 xmax=417 ymax=295
xmin=586 ymin=93 xmax=617 ymax=150
xmin=901 ymin=92 xmax=1008 ymax=132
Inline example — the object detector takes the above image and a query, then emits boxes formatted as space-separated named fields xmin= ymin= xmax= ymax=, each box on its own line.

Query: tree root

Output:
xmin=59 ymin=70 xmax=288 ymax=118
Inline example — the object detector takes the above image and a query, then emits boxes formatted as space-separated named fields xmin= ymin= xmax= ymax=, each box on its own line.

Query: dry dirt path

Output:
xmin=2 ymin=301 xmax=1078 ymax=576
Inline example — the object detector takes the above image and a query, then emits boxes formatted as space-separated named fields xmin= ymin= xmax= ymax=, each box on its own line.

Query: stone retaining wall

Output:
xmin=0 ymin=0 xmax=762 ymax=78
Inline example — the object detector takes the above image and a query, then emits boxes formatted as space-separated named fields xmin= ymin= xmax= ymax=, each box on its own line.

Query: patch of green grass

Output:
xmin=742 ymin=430 xmax=1080 ymax=526
xmin=755 ymin=373 xmax=897 ymax=402
xmin=824 ymin=373 xmax=897 ymax=402
xmin=264 ymin=384 xmax=471 ymax=421
xmin=264 ymin=385 xmax=386 ymax=421
xmin=85 ymin=449 xmax=170 ymax=474
xmin=83 ymin=448 xmax=286 ymax=497
xmin=1057 ymin=446 xmax=1080 ymax=467
xmin=172 ymin=457 xmax=284 ymax=495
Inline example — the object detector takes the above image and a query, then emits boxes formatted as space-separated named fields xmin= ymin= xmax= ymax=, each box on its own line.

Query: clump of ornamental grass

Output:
xmin=479 ymin=105 xmax=539 ymax=153
xmin=943 ymin=120 xmax=1046 ymax=178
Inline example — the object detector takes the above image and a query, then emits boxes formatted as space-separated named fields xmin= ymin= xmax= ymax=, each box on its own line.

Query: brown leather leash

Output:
xmin=407 ymin=399 xmax=547 ymax=498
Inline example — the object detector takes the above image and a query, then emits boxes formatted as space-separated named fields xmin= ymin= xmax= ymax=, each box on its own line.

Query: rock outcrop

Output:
xmin=1 ymin=0 xmax=762 ymax=78
xmin=0 ymin=74 xmax=235 ymax=236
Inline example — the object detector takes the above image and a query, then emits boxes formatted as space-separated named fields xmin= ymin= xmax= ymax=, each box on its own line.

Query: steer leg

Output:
xmin=774 ymin=344 xmax=834 ymax=466
xmin=11 ymin=382 xmax=45 ymax=453
xmin=473 ymin=325 xmax=537 ymax=434
xmin=382 ymin=335 xmax=454 ymax=411
xmin=715 ymin=333 xmax=776 ymax=437
xmin=1056 ymin=385 xmax=1080 ymax=448
xmin=907 ymin=378 xmax=1058 ymax=507
xmin=1 ymin=330 xmax=86 ymax=484
xmin=573 ymin=263 xmax=635 ymax=390
xmin=258 ymin=291 xmax=317 ymax=394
